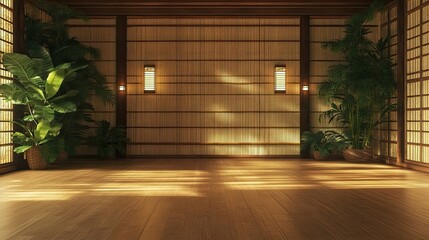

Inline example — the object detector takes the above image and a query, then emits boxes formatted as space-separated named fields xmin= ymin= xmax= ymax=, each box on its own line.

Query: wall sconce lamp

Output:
xmin=302 ymin=85 xmax=309 ymax=91
xmin=274 ymin=66 xmax=286 ymax=93
xmin=118 ymin=85 xmax=126 ymax=91
xmin=144 ymin=66 xmax=156 ymax=93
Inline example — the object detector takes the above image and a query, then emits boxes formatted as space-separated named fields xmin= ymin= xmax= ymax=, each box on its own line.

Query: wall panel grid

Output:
xmin=309 ymin=18 xmax=347 ymax=134
xmin=127 ymin=18 xmax=300 ymax=156
xmin=68 ymin=18 xmax=116 ymax=155
xmin=379 ymin=3 xmax=399 ymax=159
xmin=0 ymin=0 xmax=13 ymax=165
xmin=406 ymin=0 xmax=429 ymax=163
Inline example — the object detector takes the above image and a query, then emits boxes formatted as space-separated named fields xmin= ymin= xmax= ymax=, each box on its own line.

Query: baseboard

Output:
xmin=0 ymin=164 xmax=17 ymax=175
xmin=386 ymin=158 xmax=429 ymax=173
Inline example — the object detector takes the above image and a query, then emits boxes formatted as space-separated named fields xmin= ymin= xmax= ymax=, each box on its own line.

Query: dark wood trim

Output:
xmin=386 ymin=159 xmax=429 ymax=173
xmin=54 ymin=1 xmax=374 ymax=16
xmin=0 ymin=163 xmax=17 ymax=175
xmin=11 ymin=0 xmax=25 ymax=171
xmin=115 ymin=16 xmax=127 ymax=157
xmin=300 ymin=16 xmax=310 ymax=158
xmin=396 ymin=0 xmax=405 ymax=163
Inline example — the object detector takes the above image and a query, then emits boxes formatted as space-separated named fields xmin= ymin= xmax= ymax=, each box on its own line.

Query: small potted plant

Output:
xmin=0 ymin=51 xmax=82 ymax=169
xmin=301 ymin=130 xmax=344 ymax=160
xmin=87 ymin=120 xmax=128 ymax=158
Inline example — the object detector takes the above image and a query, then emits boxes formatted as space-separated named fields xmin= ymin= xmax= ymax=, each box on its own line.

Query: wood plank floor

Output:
xmin=1 ymin=158 xmax=429 ymax=240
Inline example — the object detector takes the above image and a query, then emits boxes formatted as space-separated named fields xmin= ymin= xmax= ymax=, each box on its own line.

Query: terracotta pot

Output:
xmin=343 ymin=149 xmax=373 ymax=163
xmin=26 ymin=146 xmax=48 ymax=170
xmin=313 ymin=151 xmax=328 ymax=160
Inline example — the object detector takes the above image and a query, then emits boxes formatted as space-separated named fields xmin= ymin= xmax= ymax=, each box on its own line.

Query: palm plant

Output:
xmin=319 ymin=0 xmax=396 ymax=150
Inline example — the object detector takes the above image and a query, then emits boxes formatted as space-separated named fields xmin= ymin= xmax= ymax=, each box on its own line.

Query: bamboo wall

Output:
xmin=406 ymin=0 xmax=429 ymax=163
xmin=309 ymin=18 xmax=347 ymax=134
xmin=127 ymin=18 xmax=301 ymax=156
xmin=379 ymin=4 xmax=399 ymax=159
xmin=0 ymin=0 xmax=13 ymax=165
xmin=68 ymin=18 xmax=117 ymax=155
xmin=24 ymin=1 xmax=50 ymax=21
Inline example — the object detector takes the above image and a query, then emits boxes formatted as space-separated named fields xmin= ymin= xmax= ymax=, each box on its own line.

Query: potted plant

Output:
xmin=25 ymin=2 xmax=114 ymax=159
xmin=301 ymin=130 xmax=345 ymax=160
xmin=87 ymin=120 xmax=128 ymax=158
xmin=319 ymin=1 xmax=396 ymax=162
xmin=0 ymin=51 xmax=82 ymax=169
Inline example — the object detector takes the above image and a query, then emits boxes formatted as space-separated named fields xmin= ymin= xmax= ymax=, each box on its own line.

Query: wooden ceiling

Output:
xmin=49 ymin=0 xmax=387 ymax=16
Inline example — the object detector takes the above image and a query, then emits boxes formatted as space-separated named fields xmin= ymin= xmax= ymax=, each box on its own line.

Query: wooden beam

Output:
xmin=396 ymin=0 xmax=405 ymax=163
xmin=300 ymin=15 xmax=310 ymax=158
xmin=53 ymin=0 xmax=373 ymax=16
xmin=53 ymin=7 xmax=369 ymax=16
xmin=12 ymin=0 xmax=26 ymax=170
xmin=116 ymin=16 xmax=127 ymax=157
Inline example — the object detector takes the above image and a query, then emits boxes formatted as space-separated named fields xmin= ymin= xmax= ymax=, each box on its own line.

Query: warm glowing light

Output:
xmin=302 ymin=85 xmax=309 ymax=91
xmin=274 ymin=66 xmax=286 ymax=92
xmin=118 ymin=85 xmax=126 ymax=91
xmin=144 ymin=66 xmax=156 ymax=93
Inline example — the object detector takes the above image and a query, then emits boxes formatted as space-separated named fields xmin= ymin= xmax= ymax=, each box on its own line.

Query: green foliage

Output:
xmin=319 ymin=0 xmax=396 ymax=149
xmin=301 ymin=130 xmax=346 ymax=157
xmin=0 ymin=52 xmax=81 ymax=162
xmin=25 ymin=3 xmax=113 ymax=104
xmin=87 ymin=120 xmax=128 ymax=158
xmin=24 ymin=2 xmax=115 ymax=155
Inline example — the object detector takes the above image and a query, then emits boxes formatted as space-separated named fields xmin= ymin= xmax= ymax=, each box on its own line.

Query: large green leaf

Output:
xmin=12 ymin=132 xmax=29 ymax=145
xmin=49 ymin=101 xmax=76 ymax=113
xmin=34 ymin=120 xmax=51 ymax=142
xmin=2 ymin=53 xmax=39 ymax=82
xmin=0 ymin=83 xmax=29 ymax=104
xmin=45 ymin=68 xmax=66 ymax=99
xmin=49 ymin=90 xmax=79 ymax=102
xmin=32 ymin=105 xmax=55 ymax=122
xmin=49 ymin=122 xmax=62 ymax=136
xmin=30 ymin=76 xmax=45 ymax=87
xmin=26 ymin=42 xmax=54 ymax=74
xmin=25 ymin=84 xmax=45 ymax=100
xmin=14 ymin=145 xmax=33 ymax=154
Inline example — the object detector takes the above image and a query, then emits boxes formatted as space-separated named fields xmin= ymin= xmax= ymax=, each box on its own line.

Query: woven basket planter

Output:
xmin=26 ymin=146 xmax=48 ymax=170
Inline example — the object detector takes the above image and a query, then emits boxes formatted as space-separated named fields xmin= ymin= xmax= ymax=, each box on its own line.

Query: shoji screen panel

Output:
xmin=406 ymin=0 xmax=429 ymax=163
xmin=380 ymin=4 xmax=399 ymax=159
xmin=0 ymin=0 xmax=13 ymax=165
xmin=127 ymin=18 xmax=300 ymax=156
xmin=68 ymin=18 xmax=116 ymax=155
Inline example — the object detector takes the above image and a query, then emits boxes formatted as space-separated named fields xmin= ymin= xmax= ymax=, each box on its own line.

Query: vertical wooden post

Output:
xmin=300 ymin=16 xmax=310 ymax=158
xmin=396 ymin=0 xmax=406 ymax=163
xmin=13 ymin=0 xmax=26 ymax=169
xmin=116 ymin=16 xmax=127 ymax=157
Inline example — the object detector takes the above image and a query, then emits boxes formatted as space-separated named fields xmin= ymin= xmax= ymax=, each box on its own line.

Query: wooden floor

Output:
xmin=1 ymin=159 xmax=429 ymax=240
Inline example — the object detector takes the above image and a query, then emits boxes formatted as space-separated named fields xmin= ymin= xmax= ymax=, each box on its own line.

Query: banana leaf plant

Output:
xmin=25 ymin=2 xmax=114 ymax=156
xmin=0 ymin=51 xmax=85 ymax=162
